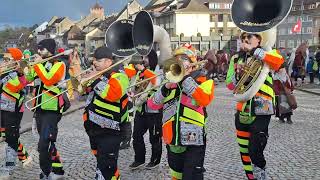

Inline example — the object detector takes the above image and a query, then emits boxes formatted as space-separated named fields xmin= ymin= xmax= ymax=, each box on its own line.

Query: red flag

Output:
xmin=292 ymin=18 xmax=302 ymax=33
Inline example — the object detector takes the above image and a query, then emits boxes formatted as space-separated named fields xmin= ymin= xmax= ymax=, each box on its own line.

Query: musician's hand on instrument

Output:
xmin=33 ymin=54 xmax=43 ymax=63
xmin=253 ymin=48 xmax=266 ymax=60
xmin=16 ymin=65 xmax=24 ymax=74
xmin=236 ymin=64 xmax=245 ymax=76
xmin=165 ymin=82 xmax=176 ymax=89
xmin=127 ymin=91 xmax=135 ymax=98
xmin=82 ymin=66 xmax=97 ymax=78
xmin=135 ymin=64 xmax=145 ymax=71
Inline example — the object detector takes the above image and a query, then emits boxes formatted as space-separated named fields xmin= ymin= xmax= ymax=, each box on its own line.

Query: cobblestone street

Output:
xmin=1 ymin=85 xmax=320 ymax=180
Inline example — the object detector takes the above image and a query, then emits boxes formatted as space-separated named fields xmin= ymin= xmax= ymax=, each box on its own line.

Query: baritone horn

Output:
xmin=231 ymin=0 xmax=292 ymax=102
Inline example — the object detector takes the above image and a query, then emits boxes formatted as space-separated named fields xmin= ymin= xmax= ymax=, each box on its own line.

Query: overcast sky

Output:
xmin=0 ymin=0 xmax=149 ymax=28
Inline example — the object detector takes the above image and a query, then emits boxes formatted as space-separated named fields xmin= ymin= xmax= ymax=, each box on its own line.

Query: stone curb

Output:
xmin=296 ymin=88 xmax=320 ymax=96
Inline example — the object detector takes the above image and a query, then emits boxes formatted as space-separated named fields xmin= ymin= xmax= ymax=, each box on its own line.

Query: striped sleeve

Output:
xmin=94 ymin=72 xmax=130 ymax=102
xmin=5 ymin=75 xmax=27 ymax=93
xmin=182 ymin=76 xmax=214 ymax=107
xmin=33 ymin=62 xmax=66 ymax=86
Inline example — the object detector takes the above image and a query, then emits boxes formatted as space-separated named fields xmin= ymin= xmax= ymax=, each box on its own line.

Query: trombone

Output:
xmin=25 ymin=55 xmax=132 ymax=111
xmin=131 ymin=59 xmax=208 ymax=98
xmin=19 ymin=49 xmax=73 ymax=70
xmin=0 ymin=50 xmax=73 ymax=75
xmin=25 ymin=67 xmax=93 ymax=111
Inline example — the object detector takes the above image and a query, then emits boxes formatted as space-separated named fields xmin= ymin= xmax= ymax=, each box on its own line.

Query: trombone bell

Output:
xmin=163 ymin=57 xmax=185 ymax=83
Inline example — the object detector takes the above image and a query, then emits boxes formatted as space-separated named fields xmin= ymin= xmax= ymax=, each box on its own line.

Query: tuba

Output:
xmin=231 ymin=0 xmax=293 ymax=102
xmin=105 ymin=11 xmax=172 ymax=106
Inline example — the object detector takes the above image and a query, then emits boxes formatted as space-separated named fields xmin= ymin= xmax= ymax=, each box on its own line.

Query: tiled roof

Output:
xmin=145 ymin=0 xmax=174 ymax=10
xmin=175 ymin=0 xmax=210 ymax=13
xmin=54 ymin=17 xmax=65 ymax=24
xmin=99 ymin=15 xmax=118 ymax=30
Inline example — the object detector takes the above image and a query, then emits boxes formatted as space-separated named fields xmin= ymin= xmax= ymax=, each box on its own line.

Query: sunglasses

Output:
xmin=177 ymin=55 xmax=192 ymax=63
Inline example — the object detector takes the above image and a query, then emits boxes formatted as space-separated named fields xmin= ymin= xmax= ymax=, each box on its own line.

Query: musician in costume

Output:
xmin=23 ymin=50 xmax=34 ymax=95
xmin=226 ymin=0 xmax=291 ymax=178
xmin=82 ymin=46 xmax=136 ymax=180
xmin=147 ymin=44 xmax=215 ymax=180
xmin=129 ymin=49 xmax=163 ymax=170
xmin=0 ymin=48 xmax=32 ymax=179
xmin=25 ymin=39 xmax=66 ymax=179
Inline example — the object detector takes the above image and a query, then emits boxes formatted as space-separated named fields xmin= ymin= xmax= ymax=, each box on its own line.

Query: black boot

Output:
xmin=279 ymin=117 xmax=285 ymax=123
xmin=119 ymin=140 xmax=131 ymax=150
xmin=287 ymin=116 xmax=293 ymax=124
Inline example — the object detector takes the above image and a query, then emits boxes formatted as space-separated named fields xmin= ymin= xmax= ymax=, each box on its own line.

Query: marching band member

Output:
xmin=25 ymin=39 xmax=66 ymax=179
xmin=23 ymin=49 xmax=32 ymax=60
xmin=226 ymin=33 xmax=284 ymax=180
xmin=82 ymin=46 xmax=136 ymax=180
xmin=23 ymin=50 xmax=34 ymax=95
xmin=226 ymin=32 xmax=249 ymax=90
xmin=147 ymin=44 xmax=215 ymax=180
xmin=129 ymin=49 xmax=163 ymax=170
xmin=0 ymin=48 xmax=32 ymax=179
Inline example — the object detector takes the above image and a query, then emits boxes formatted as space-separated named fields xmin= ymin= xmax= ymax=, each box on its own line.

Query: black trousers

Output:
xmin=235 ymin=113 xmax=271 ymax=169
xmin=167 ymin=144 xmax=206 ymax=180
xmin=121 ymin=121 xmax=132 ymax=143
xmin=88 ymin=134 xmax=121 ymax=179
xmin=309 ymin=72 xmax=314 ymax=83
xmin=35 ymin=110 xmax=62 ymax=176
xmin=1 ymin=111 xmax=23 ymax=151
xmin=132 ymin=112 xmax=162 ymax=163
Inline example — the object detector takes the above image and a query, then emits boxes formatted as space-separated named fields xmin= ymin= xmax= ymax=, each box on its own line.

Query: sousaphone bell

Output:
xmin=231 ymin=0 xmax=292 ymax=102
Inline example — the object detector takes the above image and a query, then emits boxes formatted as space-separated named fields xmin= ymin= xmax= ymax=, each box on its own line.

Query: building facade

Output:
xmin=202 ymin=0 xmax=238 ymax=36
xmin=277 ymin=0 xmax=320 ymax=50
xmin=144 ymin=0 xmax=238 ymax=53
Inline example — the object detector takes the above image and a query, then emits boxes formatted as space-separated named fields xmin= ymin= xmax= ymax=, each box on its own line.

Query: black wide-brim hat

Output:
xmin=231 ymin=0 xmax=293 ymax=32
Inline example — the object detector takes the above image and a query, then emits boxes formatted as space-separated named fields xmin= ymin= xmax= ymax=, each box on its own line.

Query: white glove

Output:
xmin=32 ymin=118 xmax=38 ymax=138
xmin=253 ymin=48 xmax=266 ymax=60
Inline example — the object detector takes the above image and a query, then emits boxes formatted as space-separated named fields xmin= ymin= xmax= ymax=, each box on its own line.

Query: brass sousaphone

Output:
xmin=231 ymin=0 xmax=293 ymax=102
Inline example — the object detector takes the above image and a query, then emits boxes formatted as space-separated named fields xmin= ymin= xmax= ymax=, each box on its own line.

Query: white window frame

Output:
xmin=288 ymin=40 xmax=295 ymax=48
xmin=307 ymin=27 xmax=313 ymax=34
xmin=279 ymin=40 xmax=285 ymax=48
xmin=297 ymin=39 xmax=301 ymax=46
